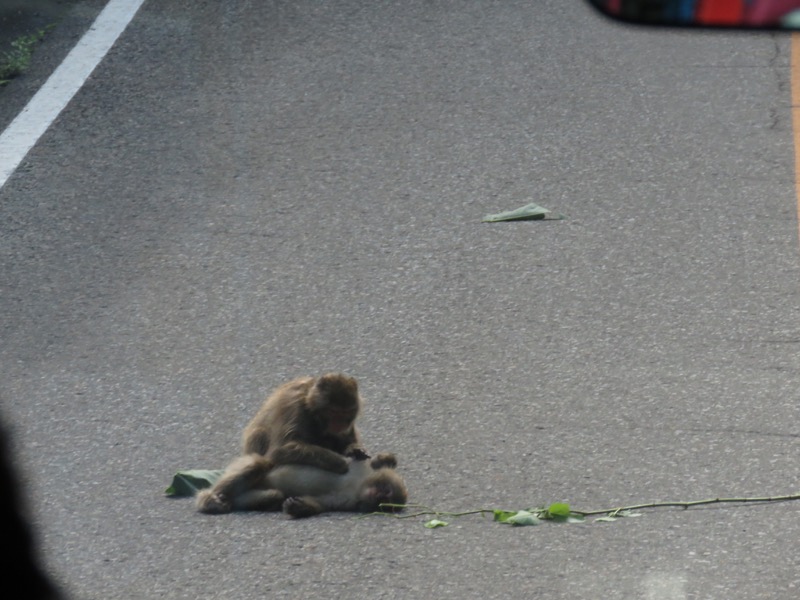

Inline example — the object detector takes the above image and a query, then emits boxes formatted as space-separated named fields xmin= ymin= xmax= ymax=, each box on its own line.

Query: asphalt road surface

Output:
xmin=2 ymin=1 xmax=800 ymax=599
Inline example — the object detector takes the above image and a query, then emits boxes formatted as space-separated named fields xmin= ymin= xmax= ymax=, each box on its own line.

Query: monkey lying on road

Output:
xmin=196 ymin=452 xmax=407 ymax=518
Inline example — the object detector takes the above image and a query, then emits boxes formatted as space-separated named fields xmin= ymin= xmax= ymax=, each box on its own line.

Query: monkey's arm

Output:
xmin=241 ymin=426 xmax=270 ymax=456
xmin=270 ymin=441 xmax=350 ymax=474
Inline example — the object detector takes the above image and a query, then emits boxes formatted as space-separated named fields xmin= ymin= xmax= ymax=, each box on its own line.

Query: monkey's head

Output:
xmin=358 ymin=469 xmax=408 ymax=513
xmin=307 ymin=373 xmax=362 ymax=436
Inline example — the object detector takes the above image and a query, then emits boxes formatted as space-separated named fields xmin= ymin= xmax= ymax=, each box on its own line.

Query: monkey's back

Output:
xmin=241 ymin=376 xmax=315 ymax=454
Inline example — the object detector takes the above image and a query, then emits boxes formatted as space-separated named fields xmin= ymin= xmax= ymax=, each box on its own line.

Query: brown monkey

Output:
xmin=195 ymin=452 xmax=407 ymax=518
xmin=242 ymin=373 xmax=367 ymax=475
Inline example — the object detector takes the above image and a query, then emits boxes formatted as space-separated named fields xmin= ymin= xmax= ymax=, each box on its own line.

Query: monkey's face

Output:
xmin=359 ymin=470 xmax=408 ymax=512
xmin=323 ymin=405 xmax=359 ymax=435
xmin=308 ymin=374 xmax=362 ymax=436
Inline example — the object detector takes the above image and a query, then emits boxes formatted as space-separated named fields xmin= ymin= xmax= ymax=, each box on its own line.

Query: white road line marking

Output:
xmin=0 ymin=0 xmax=147 ymax=190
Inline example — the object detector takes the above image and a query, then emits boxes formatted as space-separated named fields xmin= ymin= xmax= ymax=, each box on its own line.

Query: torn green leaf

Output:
xmin=165 ymin=469 xmax=224 ymax=497
xmin=482 ymin=202 xmax=565 ymax=222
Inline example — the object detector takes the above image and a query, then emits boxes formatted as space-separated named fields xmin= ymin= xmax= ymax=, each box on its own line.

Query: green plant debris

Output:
xmin=481 ymin=202 xmax=566 ymax=222
xmin=165 ymin=469 xmax=224 ymax=497
xmin=366 ymin=493 xmax=800 ymax=529
xmin=0 ymin=25 xmax=55 ymax=85
xmin=424 ymin=519 xmax=449 ymax=529
xmin=545 ymin=502 xmax=572 ymax=519
xmin=496 ymin=509 xmax=541 ymax=526
xmin=594 ymin=509 xmax=642 ymax=523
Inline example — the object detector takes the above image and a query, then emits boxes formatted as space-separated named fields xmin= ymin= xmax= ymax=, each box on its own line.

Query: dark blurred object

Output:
xmin=0 ymin=418 xmax=63 ymax=599
xmin=585 ymin=0 xmax=800 ymax=28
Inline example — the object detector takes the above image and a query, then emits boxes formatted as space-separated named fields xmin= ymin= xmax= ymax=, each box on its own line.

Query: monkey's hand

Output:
xmin=345 ymin=445 xmax=371 ymax=461
xmin=283 ymin=496 xmax=323 ymax=519
xmin=369 ymin=452 xmax=398 ymax=470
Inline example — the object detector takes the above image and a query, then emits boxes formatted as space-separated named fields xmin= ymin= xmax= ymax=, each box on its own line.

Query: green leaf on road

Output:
xmin=546 ymin=502 xmax=572 ymax=518
xmin=424 ymin=519 xmax=449 ymax=528
xmin=165 ymin=469 xmax=224 ymax=497
xmin=495 ymin=510 xmax=541 ymax=526
xmin=492 ymin=509 xmax=519 ymax=523
xmin=481 ymin=202 xmax=565 ymax=222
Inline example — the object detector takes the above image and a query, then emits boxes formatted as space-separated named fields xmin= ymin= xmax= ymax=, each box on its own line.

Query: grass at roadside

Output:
xmin=0 ymin=24 xmax=55 ymax=86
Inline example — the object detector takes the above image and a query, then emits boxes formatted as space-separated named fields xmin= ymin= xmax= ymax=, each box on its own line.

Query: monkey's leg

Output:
xmin=369 ymin=453 xmax=398 ymax=470
xmin=196 ymin=454 xmax=273 ymax=514
xmin=282 ymin=496 xmax=325 ymax=519
xmin=195 ymin=489 xmax=231 ymax=514
xmin=270 ymin=442 xmax=349 ymax=474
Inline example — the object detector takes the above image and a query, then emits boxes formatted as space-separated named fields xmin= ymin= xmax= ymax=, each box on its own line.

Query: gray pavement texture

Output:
xmin=2 ymin=1 xmax=800 ymax=599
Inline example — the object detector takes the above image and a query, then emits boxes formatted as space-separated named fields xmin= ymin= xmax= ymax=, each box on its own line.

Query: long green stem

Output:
xmin=573 ymin=492 xmax=800 ymax=517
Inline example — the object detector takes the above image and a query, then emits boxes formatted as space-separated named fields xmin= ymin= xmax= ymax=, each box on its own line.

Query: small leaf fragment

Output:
xmin=594 ymin=509 xmax=642 ymax=523
xmin=566 ymin=515 xmax=585 ymax=523
xmin=503 ymin=510 xmax=542 ymax=526
xmin=482 ymin=202 xmax=564 ymax=223
xmin=594 ymin=515 xmax=618 ymax=523
xmin=424 ymin=519 xmax=449 ymax=528
xmin=165 ymin=469 xmax=224 ymax=497
xmin=492 ymin=509 xmax=519 ymax=523
xmin=547 ymin=502 xmax=571 ymax=518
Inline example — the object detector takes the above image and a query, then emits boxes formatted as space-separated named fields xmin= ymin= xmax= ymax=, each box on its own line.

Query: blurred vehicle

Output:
xmin=585 ymin=0 xmax=800 ymax=28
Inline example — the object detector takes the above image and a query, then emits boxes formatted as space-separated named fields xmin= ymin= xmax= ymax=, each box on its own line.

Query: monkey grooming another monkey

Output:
xmin=242 ymin=373 xmax=368 ymax=475
xmin=196 ymin=452 xmax=407 ymax=518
